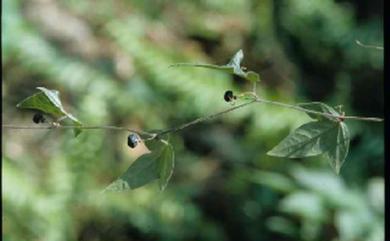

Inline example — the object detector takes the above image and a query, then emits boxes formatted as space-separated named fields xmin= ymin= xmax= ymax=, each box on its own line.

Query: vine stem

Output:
xmin=155 ymin=99 xmax=257 ymax=136
xmin=2 ymin=124 xmax=155 ymax=137
xmin=2 ymin=95 xmax=383 ymax=139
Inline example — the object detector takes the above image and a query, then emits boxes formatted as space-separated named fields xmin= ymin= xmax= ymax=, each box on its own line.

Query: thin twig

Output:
xmin=255 ymin=97 xmax=383 ymax=122
xmin=156 ymin=99 xmax=257 ymax=136
xmin=355 ymin=40 xmax=384 ymax=50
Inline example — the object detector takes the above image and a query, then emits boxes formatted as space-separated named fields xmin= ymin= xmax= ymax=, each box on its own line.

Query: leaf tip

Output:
xmin=266 ymin=150 xmax=278 ymax=157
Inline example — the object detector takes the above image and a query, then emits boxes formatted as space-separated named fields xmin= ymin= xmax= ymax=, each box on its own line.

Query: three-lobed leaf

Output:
xmin=268 ymin=120 xmax=350 ymax=174
xmin=170 ymin=49 xmax=260 ymax=82
xmin=16 ymin=87 xmax=83 ymax=136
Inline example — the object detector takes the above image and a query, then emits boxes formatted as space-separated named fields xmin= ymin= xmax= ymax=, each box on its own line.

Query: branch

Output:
xmin=2 ymin=100 xmax=257 ymax=139
xmin=2 ymin=95 xmax=383 ymax=140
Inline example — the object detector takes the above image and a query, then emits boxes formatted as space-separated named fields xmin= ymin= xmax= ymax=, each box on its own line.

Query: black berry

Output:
xmin=224 ymin=90 xmax=234 ymax=102
xmin=33 ymin=113 xmax=45 ymax=124
xmin=127 ymin=133 xmax=140 ymax=148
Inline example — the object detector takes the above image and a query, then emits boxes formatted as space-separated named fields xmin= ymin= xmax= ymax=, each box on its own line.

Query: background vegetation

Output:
xmin=2 ymin=0 xmax=383 ymax=240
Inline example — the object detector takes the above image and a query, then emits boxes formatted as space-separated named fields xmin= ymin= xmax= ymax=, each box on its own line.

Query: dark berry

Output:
xmin=127 ymin=133 xmax=141 ymax=148
xmin=32 ymin=113 xmax=45 ymax=124
xmin=224 ymin=90 xmax=234 ymax=102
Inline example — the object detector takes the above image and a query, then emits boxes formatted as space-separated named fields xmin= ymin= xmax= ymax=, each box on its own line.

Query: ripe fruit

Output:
xmin=224 ymin=90 xmax=236 ymax=102
xmin=127 ymin=133 xmax=141 ymax=148
xmin=32 ymin=113 xmax=45 ymax=124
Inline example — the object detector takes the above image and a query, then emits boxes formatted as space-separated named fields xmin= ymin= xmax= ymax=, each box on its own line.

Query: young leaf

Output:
xmin=320 ymin=122 xmax=350 ymax=174
xmin=297 ymin=102 xmax=340 ymax=121
xmin=16 ymin=87 xmax=83 ymax=136
xmin=170 ymin=49 xmax=260 ymax=82
xmin=157 ymin=143 xmax=175 ymax=191
xmin=267 ymin=121 xmax=337 ymax=158
xmin=104 ymin=152 xmax=160 ymax=192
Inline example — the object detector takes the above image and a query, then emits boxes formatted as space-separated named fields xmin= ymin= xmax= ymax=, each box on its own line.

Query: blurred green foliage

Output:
xmin=2 ymin=0 xmax=383 ymax=241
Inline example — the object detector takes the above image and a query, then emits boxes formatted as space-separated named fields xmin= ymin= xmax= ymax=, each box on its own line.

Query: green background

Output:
xmin=2 ymin=0 xmax=383 ymax=241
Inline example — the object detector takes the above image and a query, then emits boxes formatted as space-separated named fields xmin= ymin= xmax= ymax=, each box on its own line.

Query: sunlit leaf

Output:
xmin=16 ymin=87 xmax=83 ymax=136
xmin=170 ymin=49 xmax=260 ymax=82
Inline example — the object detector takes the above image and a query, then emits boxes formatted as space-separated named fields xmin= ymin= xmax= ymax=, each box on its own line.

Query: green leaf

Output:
xmin=268 ymin=120 xmax=351 ymax=174
xmin=105 ymin=141 xmax=175 ymax=192
xmin=170 ymin=49 xmax=260 ymax=82
xmin=267 ymin=121 xmax=337 ymax=158
xmin=321 ymin=122 xmax=350 ymax=174
xmin=16 ymin=87 xmax=83 ymax=137
xmin=104 ymin=152 xmax=159 ymax=192
xmin=16 ymin=88 xmax=65 ymax=117
xmin=145 ymin=139 xmax=165 ymax=152
xmin=157 ymin=143 xmax=175 ymax=191
xmin=297 ymin=102 xmax=340 ymax=121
